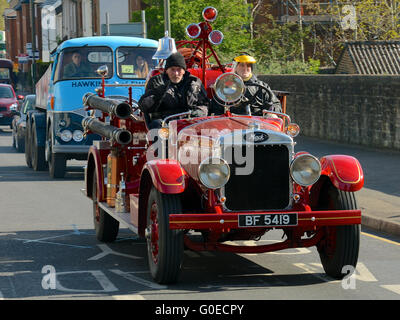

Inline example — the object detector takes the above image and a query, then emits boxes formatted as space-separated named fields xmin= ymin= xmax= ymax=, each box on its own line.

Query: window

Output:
xmin=0 ymin=86 xmax=14 ymax=98
xmin=0 ymin=68 xmax=10 ymax=80
xmin=23 ymin=97 xmax=35 ymax=114
xmin=116 ymin=47 xmax=157 ymax=79
xmin=54 ymin=46 xmax=113 ymax=82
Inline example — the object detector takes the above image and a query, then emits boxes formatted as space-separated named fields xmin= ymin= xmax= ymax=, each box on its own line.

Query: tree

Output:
xmin=0 ymin=0 xmax=9 ymax=30
xmin=306 ymin=0 xmax=400 ymax=65
xmin=133 ymin=0 xmax=252 ymax=61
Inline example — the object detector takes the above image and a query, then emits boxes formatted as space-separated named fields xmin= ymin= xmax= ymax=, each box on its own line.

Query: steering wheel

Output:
xmin=244 ymin=83 xmax=272 ymax=109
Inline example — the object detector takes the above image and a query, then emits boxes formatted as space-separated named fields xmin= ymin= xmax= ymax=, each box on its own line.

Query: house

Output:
xmin=335 ymin=41 xmax=400 ymax=74
xmin=4 ymin=0 xmax=43 ymax=71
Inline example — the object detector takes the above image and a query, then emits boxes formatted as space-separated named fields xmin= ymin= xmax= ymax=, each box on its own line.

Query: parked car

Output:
xmin=0 ymin=84 xmax=23 ymax=129
xmin=12 ymin=94 xmax=35 ymax=152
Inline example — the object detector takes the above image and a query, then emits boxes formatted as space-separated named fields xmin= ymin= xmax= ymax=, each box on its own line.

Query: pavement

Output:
xmin=296 ymin=135 xmax=400 ymax=238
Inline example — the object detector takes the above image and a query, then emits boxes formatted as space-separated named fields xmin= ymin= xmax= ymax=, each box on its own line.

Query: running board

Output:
xmin=97 ymin=201 xmax=139 ymax=235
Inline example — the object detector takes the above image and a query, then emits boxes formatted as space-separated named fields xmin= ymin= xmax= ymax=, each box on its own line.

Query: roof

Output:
xmin=335 ymin=41 xmax=400 ymax=75
xmin=56 ymin=36 xmax=158 ymax=54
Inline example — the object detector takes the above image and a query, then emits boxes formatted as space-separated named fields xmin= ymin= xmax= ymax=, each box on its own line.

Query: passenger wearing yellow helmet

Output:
xmin=209 ymin=53 xmax=281 ymax=115
xmin=233 ymin=53 xmax=281 ymax=115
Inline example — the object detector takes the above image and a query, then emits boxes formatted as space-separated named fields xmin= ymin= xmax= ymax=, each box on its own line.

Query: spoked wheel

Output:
xmin=92 ymin=170 xmax=119 ymax=242
xmin=145 ymin=186 xmax=184 ymax=284
xmin=317 ymin=184 xmax=360 ymax=279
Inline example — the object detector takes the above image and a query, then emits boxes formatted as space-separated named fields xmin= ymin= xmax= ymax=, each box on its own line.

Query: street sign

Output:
xmin=17 ymin=54 xmax=29 ymax=64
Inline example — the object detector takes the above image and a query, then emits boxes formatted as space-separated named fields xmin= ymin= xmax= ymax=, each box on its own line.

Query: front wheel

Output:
xmin=317 ymin=185 xmax=360 ymax=279
xmin=146 ymin=186 xmax=184 ymax=284
xmin=47 ymin=130 xmax=66 ymax=178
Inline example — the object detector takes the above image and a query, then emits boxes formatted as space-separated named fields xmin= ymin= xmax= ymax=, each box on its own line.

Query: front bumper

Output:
xmin=52 ymin=144 xmax=90 ymax=154
xmin=169 ymin=209 xmax=362 ymax=230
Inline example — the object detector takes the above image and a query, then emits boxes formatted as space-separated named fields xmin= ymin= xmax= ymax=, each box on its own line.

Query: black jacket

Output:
xmin=138 ymin=71 xmax=209 ymax=120
xmin=209 ymin=74 xmax=281 ymax=116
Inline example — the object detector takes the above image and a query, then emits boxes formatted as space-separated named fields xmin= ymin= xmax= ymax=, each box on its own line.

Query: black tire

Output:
xmin=92 ymin=170 xmax=119 ymax=242
xmin=146 ymin=186 xmax=184 ymax=284
xmin=47 ymin=130 xmax=66 ymax=178
xmin=11 ymin=124 xmax=16 ymax=148
xmin=25 ymin=118 xmax=32 ymax=168
xmin=317 ymin=185 xmax=360 ymax=279
xmin=49 ymin=152 xmax=66 ymax=178
xmin=31 ymin=122 xmax=46 ymax=171
xmin=16 ymin=135 xmax=25 ymax=153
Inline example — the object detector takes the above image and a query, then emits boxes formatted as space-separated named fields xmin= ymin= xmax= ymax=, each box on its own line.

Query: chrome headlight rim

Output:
xmin=198 ymin=157 xmax=230 ymax=190
xmin=290 ymin=154 xmax=321 ymax=187
xmin=72 ymin=129 xmax=84 ymax=142
xmin=214 ymin=72 xmax=245 ymax=104
xmin=60 ymin=129 xmax=73 ymax=142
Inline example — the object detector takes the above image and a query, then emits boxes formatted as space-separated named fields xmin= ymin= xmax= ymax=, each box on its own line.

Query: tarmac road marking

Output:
xmin=112 ymin=294 xmax=145 ymax=300
xmin=87 ymin=244 xmax=142 ymax=261
xmin=110 ymin=269 xmax=167 ymax=290
xmin=380 ymin=285 xmax=400 ymax=296
xmin=293 ymin=262 xmax=378 ymax=283
xmin=361 ymin=232 xmax=400 ymax=246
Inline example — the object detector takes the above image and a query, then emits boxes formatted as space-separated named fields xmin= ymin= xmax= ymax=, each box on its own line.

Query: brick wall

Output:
xmin=258 ymin=75 xmax=400 ymax=150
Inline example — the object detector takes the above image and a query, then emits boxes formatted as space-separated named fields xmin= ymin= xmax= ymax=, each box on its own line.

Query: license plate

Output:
xmin=238 ymin=213 xmax=298 ymax=227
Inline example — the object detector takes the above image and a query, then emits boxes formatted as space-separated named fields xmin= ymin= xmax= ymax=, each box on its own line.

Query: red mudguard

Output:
xmin=320 ymin=154 xmax=364 ymax=192
xmin=143 ymin=159 xmax=188 ymax=194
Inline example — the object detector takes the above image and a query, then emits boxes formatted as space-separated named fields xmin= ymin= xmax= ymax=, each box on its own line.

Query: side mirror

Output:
xmin=96 ymin=65 xmax=109 ymax=77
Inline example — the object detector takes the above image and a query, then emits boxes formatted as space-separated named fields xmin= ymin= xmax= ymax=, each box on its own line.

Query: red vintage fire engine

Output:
xmin=82 ymin=7 xmax=363 ymax=284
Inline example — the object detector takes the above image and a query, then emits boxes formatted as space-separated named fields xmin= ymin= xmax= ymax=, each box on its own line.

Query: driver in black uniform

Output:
xmin=138 ymin=51 xmax=209 ymax=129
xmin=210 ymin=53 xmax=281 ymax=115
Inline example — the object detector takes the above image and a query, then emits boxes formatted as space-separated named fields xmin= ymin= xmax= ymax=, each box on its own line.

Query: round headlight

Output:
xmin=60 ymin=130 xmax=72 ymax=142
xmin=287 ymin=123 xmax=300 ymax=137
xmin=73 ymin=130 xmax=84 ymax=142
xmin=158 ymin=127 xmax=169 ymax=140
xmin=198 ymin=157 xmax=230 ymax=189
xmin=290 ymin=154 xmax=321 ymax=186
xmin=214 ymin=73 xmax=244 ymax=104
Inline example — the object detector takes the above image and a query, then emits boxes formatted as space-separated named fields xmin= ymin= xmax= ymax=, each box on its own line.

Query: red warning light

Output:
xmin=186 ymin=23 xmax=201 ymax=39
xmin=209 ymin=30 xmax=224 ymax=45
xmin=202 ymin=7 xmax=218 ymax=22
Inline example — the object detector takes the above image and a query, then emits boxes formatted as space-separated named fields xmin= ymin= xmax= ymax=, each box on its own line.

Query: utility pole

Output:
xmin=164 ymin=0 xmax=171 ymax=35
xmin=30 ymin=0 xmax=37 ymax=88
xmin=298 ymin=0 xmax=305 ymax=63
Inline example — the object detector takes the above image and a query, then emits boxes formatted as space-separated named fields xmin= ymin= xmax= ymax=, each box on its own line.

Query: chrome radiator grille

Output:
xmin=223 ymin=144 xmax=290 ymax=211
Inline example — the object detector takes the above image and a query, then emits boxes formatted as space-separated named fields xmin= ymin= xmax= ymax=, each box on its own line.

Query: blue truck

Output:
xmin=25 ymin=36 xmax=158 ymax=178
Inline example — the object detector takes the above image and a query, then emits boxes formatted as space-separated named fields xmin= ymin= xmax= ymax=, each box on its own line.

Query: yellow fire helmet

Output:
xmin=233 ymin=53 xmax=256 ymax=64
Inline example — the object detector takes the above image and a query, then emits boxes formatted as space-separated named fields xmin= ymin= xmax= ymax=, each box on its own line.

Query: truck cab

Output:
xmin=26 ymin=36 xmax=158 ymax=178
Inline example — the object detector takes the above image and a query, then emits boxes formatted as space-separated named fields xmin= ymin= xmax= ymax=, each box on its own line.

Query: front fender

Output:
xmin=320 ymin=155 xmax=364 ymax=192
xmin=142 ymin=159 xmax=187 ymax=194
xmin=85 ymin=145 xmax=106 ymax=201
